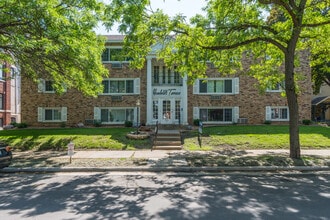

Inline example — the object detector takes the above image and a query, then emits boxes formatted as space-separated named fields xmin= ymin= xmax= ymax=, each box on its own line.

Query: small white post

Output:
xmin=67 ymin=141 xmax=75 ymax=163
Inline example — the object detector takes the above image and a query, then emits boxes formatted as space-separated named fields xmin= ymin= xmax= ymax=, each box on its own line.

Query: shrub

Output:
xmin=302 ymin=119 xmax=312 ymax=125
xmin=15 ymin=122 xmax=28 ymax=128
xmin=60 ymin=122 xmax=66 ymax=128
xmin=125 ymin=120 xmax=133 ymax=127
xmin=94 ymin=120 xmax=102 ymax=127
xmin=193 ymin=119 xmax=201 ymax=126
xmin=264 ymin=120 xmax=271 ymax=125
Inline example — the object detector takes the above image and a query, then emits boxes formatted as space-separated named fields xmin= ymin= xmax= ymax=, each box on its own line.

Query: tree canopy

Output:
xmin=0 ymin=0 xmax=108 ymax=96
xmin=105 ymin=0 xmax=330 ymax=158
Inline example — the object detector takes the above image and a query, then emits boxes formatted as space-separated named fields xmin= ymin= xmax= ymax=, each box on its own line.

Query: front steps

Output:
xmin=152 ymin=129 xmax=182 ymax=150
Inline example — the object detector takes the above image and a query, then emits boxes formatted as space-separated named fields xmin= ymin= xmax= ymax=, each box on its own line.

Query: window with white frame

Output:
xmin=37 ymin=107 xmax=67 ymax=122
xmin=94 ymin=107 xmax=134 ymax=124
xmin=0 ymin=64 xmax=4 ymax=80
xmin=101 ymin=47 xmax=131 ymax=62
xmin=266 ymin=81 xmax=285 ymax=92
xmin=152 ymin=66 xmax=183 ymax=85
xmin=38 ymin=79 xmax=64 ymax=93
xmin=193 ymin=107 xmax=239 ymax=123
xmin=102 ymin=78 xmax=140 ymax=94
xmin=193 ymin=78 xmax=239 ymax=94
xmin=265 ymin=106 xmax=289 ymax=121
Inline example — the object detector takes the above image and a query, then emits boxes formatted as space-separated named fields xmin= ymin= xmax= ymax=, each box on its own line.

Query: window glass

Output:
xmin=102 ymin=80 xmax=109 ymax=93
xmin=45 ymin=81 xmax=54 ymax=92
xmin=199 ymin=79 xmax=233 ymax=94
xmin=126 ymin=80 xmax=134 ymax=93
xmin=199 ymin=108 xmax=233 ymax=122
xmin=101 ymin=48 xmax=110 ymax=61
xmin=101 ymin=109 xmax=109 ymax=122
xmin=110 ymin=48 xmax=122 ymax=61
xmin=0 ymin=94 xmax=3 ymax=110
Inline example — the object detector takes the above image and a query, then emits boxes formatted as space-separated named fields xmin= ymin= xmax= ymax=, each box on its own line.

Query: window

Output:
xmin=0 ymin=64 xmax=4 ymax=80
xmin=194 ymin=107 xmax=239 ymax=123
xmin=101 ymin=48 xmax=131 ymax=62
xmin=194 ymin=78 xmax=239 ymax=94
xmin=45 ymin=81 xmax=54 ymax=92
xmin=0 ymin=94 xmax=3 ymax=110
xmin=266 ymin=106 xmax=289 ymax=121
xmin=94 ymin=107 xmax=134 ymax=124
xmin=38 ymin=79 xmax=64 ymax=93
xmin=153 ymin=66 xmax=160 ymax=84
xmin=37 ymin=107 xmax=67 ymax=122
xmin=152 ymin=66 xmax=182 ymax=85
xmin=102 ymin=79 xmax=139 ymax=94
xmin=266 ymin=81 xmax=285 ymax=92
xmin=153 ymin=100 xmax=159 ymax=120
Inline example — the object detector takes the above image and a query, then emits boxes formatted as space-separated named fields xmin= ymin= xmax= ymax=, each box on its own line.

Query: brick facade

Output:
xmin=20 ymin=36 xmax=312 ymax=127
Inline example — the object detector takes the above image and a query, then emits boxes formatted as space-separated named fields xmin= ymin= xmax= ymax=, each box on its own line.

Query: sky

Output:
xmin=95 ymin=0 xmax=207 ymax=34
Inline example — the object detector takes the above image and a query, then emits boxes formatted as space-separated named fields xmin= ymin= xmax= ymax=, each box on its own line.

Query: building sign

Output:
xmin=153 ymin=88 xmax=181 ymax=97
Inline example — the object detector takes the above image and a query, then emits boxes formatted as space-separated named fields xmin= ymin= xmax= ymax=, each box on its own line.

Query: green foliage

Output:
xmin=10 ymin=122 xmax=28 ymax=128
xmin=0 ymin=0 xmax=108 ymax=96
xmin=124 ymin=121 xmax=133 ymax=127
xmin=302 ymin=119 xmax=312 ymax=125
xmin=94 ymin=120 xmax=102 ymax=127
xmin=104 ymin=0 xmax=330 ymax=158
xmin=193 ymin=119 xmax=201 ymax=126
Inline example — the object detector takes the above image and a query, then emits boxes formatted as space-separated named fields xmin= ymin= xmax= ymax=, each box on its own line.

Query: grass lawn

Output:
xmin=0 ymin=125 xmax=329 ymax=151
xmin=182 ymin=125 xmax=330 ymax=150
xmin=0 ymin=127 xmax=151 ymax=151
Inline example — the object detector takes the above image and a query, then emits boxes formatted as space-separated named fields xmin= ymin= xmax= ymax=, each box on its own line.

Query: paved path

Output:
xmin=59 ymin=149 xmax=330 ymax=159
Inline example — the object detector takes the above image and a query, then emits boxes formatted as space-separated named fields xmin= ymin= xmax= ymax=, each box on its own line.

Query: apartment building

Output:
xmin=20 ymin=35 xmax=312 ymax=127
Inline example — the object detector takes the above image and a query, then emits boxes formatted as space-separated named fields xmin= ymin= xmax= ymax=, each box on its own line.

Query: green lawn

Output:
xmin=0 ymin=127 xmax=150 ymax=151
xmin=0 ymin=125 xmax=329 ymax=151
xmin=183 ymin=125 xmax=330 ymax=150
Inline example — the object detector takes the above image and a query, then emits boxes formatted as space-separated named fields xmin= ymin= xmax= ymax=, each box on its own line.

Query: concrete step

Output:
xmin=154 ymin=140 xmax=181 ymax=146
xmin=152 ymin=145 xmax=183 ymax=150
xmin=153 ymin=129 xmax=182 ymax=150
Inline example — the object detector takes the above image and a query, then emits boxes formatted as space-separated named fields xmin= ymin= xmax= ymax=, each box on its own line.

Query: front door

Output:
xmin=161 ymin=100 xmax=172 ymax=124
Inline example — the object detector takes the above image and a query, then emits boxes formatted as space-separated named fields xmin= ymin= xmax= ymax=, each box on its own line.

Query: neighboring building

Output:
xmin=0 ymin=63 xmax=21 ymax=127
xmin=312 ymin=84 xmax=330 ymax=122
xmin=20 ymin=35 xmax=312 ymax=127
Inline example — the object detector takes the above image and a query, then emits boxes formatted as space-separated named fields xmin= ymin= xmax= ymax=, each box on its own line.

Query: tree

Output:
xmin=0 ymin=0 xmax=108 ymax=96
xmin=105 ymin=0 xmax=330 ymax=159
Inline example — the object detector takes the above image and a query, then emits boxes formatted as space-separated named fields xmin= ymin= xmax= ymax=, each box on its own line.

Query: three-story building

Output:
xmin=20 ymin=35 xmax=312 ymax=127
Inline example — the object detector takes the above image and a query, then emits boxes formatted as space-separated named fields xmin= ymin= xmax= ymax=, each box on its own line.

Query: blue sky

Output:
xmin=96 ymin=0 xmax=206 ymax=34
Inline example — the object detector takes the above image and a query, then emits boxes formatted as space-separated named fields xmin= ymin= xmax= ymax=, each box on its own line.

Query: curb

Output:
xmin=1 ymin=166 xmax=330 ymax=173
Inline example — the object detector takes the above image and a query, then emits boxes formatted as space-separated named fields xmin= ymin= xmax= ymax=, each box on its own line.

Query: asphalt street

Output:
xmin=0 ymin=172 xmax=329 ymax=220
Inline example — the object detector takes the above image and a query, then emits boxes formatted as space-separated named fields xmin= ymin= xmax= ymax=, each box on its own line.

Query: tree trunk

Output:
xmin=285 ymin=52 xmax=301 ymax=159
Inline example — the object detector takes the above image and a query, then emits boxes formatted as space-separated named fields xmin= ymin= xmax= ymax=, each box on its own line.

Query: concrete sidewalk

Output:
xmin=1 ymin=149 xmax=329 ymax=173
xmin=60 ymin=149 xmax=330 ymax=159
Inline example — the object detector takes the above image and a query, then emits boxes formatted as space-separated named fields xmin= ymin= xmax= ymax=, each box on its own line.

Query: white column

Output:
xmin=181 ymin=75 xmax=188 ymax=125
xmin=146 ymin=56 xmax=153 ymax=125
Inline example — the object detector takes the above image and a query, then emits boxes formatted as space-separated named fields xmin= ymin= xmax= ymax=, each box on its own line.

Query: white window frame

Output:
xmin=193 ymin=77 xmax=239 ymax=95
xmin=0 ymin=64 xmax=4 ymax=80
xmin=101 ymin=78 xmax=140 ymax=95
xmin=38 ymin=79 xmax=67 ymax=93
xmin=193 ymin=106 xmax=239 ymax=124
xmin=94 ymin=107 xmax=135 ymax=124
xmin=265 ymin=106 xmax=289 ymax=121
xmin=37 ymin=107 xmax=67 ymax=122
xmin=266 ymin=81 xmax=285 ymax=92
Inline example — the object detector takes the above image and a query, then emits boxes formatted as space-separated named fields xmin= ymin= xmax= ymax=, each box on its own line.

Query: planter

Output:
xmin=126 ymin=131 xmax=150 ymax=140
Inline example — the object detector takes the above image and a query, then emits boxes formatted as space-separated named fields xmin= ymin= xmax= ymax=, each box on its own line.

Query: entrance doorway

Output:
xmin=153 ymin=99 xmax=181 ymax=124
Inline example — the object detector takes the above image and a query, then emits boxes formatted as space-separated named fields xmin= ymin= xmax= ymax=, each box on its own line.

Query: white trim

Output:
xmin=37 ymin=107 xmax=67 ymax=122
xmin=265 ymin=106 xmax=289 ymax=121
